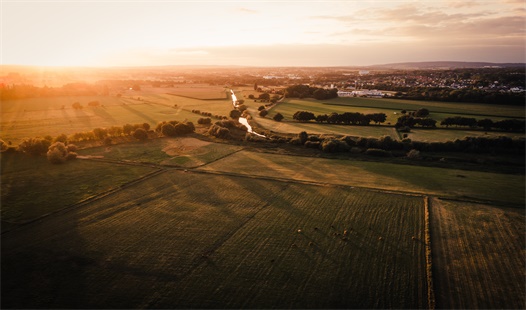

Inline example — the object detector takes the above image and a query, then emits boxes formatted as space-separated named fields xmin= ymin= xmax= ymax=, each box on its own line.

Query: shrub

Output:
xmin=304 ymin=141 xmax=321 ymax=149
xmin=407 ymin=149 xmax=421 ymax=159
xmin=103 ymin=137 xmax=112 ymax=146
xmin=198 ymin=118 xmax=212 ymax=125
xmin=0 ymin=139 xmax=7 ymax=152
xmin=47 ymin=142 xmax=69 ymax=164
xmin=133 ymin=128 xmax=149 ymax=141
xmin=54 ymin=134 xmax=68 ymax=144
xmin=273 ymin=113 xmax=284 ymax=122
xmin=259 ymin=109 xmax=268 ymax=117
xmin=18 ymin=138 xmax=51 ymax=156
xmin=365 ymin=148 xmax=392 ymax=157
xmin=230 ymin=109 xmax=241 ymax=119
xmin=161 ymin=123 xmax=177 ymax=136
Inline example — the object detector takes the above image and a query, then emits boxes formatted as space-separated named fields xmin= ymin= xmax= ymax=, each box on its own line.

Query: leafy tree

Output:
xmin=293 ymin=111 xmax=315 ymax=122
xmin=273 ymin=113 xmax=284 ymax=122
xmin=313 ymin=88 xmax=327 ymax=100
xmin=259 ymin=109 xmax=268 ymax=117
xmin=0 ymin=139 xmax=7 ymax=152
xmin=18 ymin=138 xmax=51 ymax=156
xmin=258 ymin=93 xmax=270 ymax=100
xmin=414 ymin=108 xmax=430 ymax=117
xmin=133 ymin=128 xmax=148 ymax=141
xmin=298 ymin=131 xmax=308 ymax=144
xmin=142 ymin=123 xmax=151 ymax=131
xmin=123 ymin=123 xmax=135 ymax=135
xmin=47 ymin=142 xmax=69 ymax=164
xmin=54 ymin=134 xmax=68 ymax=143
xmin=258 ymin=105 xmax=266 ymax=111
xmin=161 ymin=123 xmax=177 ymax=136
xmin=92 ymin=127 xmax=107 ymax=140
xmin=477 ymin=119 xmax=494 ymax=131
xmin=230 ymin=109 xmax=241 ymax=119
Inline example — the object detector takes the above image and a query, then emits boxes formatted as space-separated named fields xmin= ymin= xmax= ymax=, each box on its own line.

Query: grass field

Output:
xmin=326 ymin=97 xmax=525 ymax=119
xmin=0 ymin=152 xmax=157 ymax=224
xmin=199 ymin=150 xmax=525 ymax=206
xmin=254 ymin=98 xmax=524 ymax=141
xmin=430 ymin=198 xmax=525 ymax=309
xmin=1 ymin=170 xmax=427 ymax=309
xmin=0 ymin=88 xmax=233 ymax=145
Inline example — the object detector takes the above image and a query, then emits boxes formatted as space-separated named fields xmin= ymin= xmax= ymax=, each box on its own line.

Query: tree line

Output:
xmin=293 ymin=111 xmax=387 ymax=125
xmin=440 ymin=117 xmax=525 ymax=132
xmin=285 ymin=85 xmax=338 ymax=100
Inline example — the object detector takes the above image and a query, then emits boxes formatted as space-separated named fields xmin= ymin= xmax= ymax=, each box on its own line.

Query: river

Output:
xmin=230 ymin=89 xmax=266 ymax=138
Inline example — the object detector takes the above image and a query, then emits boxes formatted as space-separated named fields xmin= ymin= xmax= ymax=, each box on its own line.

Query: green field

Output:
xmin=253 ymin=97 xmax=524 ymax=141
xmin=2 ymin=170 xmax=427 ymax=309
xmin=326 ymin=96 xmax=525 ymax=118
xmin=199 ymin=150 xmax=525 ymax=206
xmin=0 ymin=152 xmax=157 ymax=224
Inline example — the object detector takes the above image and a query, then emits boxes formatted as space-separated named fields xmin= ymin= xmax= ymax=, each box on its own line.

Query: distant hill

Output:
xmin=368 ymin=61 xmax=526 ymax=70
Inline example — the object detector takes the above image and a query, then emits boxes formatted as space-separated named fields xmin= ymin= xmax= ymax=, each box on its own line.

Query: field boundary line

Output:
xmin=1 ymin=168 xmax=166 ymax=235
xmin=424 ymin=196 xmax=436 ymax=310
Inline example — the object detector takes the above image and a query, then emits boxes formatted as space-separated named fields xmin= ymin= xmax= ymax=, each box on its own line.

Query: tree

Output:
xmin=273 ymin=113 xmax=284 ymax=122
xmin=293 ymin=111 xmax=315 ymax=122
xmin=313 ymin=88 xmax=327 ymax=100
xmin=477 ymin=119 xmax=493 ymax=131
xmin=414 ymin=108 xmax=430 ymax=117
xmin=258 ymin=93 xmax=270 ymax=100
xmin=259 ymin=109 xmax=268 ymax=117
xmin=142 ymin=123 xmax=151 ymax=131
xmin=161 ymin=123 xmax=177 ymax=136
xmin=18 ymin=138 xmax=51 ymax=156
xmin=123 ymin=123 xmax=135 ymax=135
xmin=133 ymin=128 xmax=148 ymax=141
xmin=230 ymin=109 xmax=241 ymax=119
xmin=47 ymin=142 xmax=68 ymax=164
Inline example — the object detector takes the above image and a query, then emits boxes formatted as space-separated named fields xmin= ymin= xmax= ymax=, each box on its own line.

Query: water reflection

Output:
xmin=230 ymin=89 xmax=266 ymax=138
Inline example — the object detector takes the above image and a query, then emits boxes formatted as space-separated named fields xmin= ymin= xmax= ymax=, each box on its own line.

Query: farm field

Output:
xmin=0 ymin=152 xmax=157 ymax=225
xmin=79 ymin=136 xmax=243 ymax=168
xmin=405 ymin=128 xmax=526 ymax=142
xmin=198 ymin=150 xmax=525 ymax=206
xmin=255 ymin=98 xmax=524 ymax=141
xmin=1 ymin=169 xmax=428 ymax=309
xmin=430 ymin=198 xmax=525 ymax=309
xmin=0 ymin=89 xmax=233 ymax=145
xmin=326 ymin=96 xmax=525 ymax=119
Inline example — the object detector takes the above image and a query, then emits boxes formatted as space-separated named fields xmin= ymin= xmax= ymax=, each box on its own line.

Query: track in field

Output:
xmin=2 ymin=169 xmax=427 ymax=309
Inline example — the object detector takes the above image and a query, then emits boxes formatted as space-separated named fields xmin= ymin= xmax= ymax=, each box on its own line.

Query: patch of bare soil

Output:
xmin=162 ymin=137 xmax=211 ymax=156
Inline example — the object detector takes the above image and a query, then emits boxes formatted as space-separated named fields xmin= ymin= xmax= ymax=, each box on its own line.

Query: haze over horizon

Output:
xmin=2 ymin=0 xmax=525 ymax=67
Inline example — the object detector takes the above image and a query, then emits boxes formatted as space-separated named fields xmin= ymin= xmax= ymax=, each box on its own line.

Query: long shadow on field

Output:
xmin=92 ymin=106 xmax=117 ymax=123
xmin=121 ymin=103 xmax=158 ymax=125
xmin=1 ymin=212 xmax=91 ymax=308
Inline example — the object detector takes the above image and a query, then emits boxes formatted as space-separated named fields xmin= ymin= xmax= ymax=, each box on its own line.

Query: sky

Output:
xmin=2 ymin=0 xmax=525 ymax=67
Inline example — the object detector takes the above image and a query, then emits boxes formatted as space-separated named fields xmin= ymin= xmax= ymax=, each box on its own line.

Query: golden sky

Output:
xmin=2 ymin=0 xmax=525 ymax=66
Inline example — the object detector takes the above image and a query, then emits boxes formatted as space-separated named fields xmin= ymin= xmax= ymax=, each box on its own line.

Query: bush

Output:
xmin=407 ymin=149 xmax=421 ymax=159
xmin=198 ymin=118 xmax=212 ymax=125
xmin=18 ymin=138 xmax=51 ymax=156
xmin=47 ymin=142 xmax=69 ymax=164
xmin=0 ymin=139 xmax=7 ymax=152
xmin=161 ymin=123 xmax=177 ymax=136
xmin=273 ymin=113 xmax=284 ymax=122
xmin=103 ymin=137 xmax=112 ymax=146
xmin=259 ymin=109 xmax=268 ymax=117
xmin=365 ymin=148 xmax=392 ymax=157
xmin=133 ymin=128 xmax=149 ymax=141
